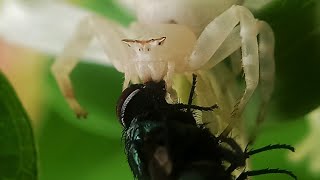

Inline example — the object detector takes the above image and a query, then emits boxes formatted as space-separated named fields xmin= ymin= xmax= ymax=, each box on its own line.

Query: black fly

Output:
xmin=116 ymin=74 xmax=297 ymax=180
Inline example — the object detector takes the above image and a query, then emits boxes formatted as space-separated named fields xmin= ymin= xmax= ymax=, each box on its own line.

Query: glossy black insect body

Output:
xmin=116 ymin=75 xmax=296 ymax=180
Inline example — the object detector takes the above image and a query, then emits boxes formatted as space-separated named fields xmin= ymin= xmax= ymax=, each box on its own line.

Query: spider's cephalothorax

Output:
xmin=116 ymin=74 xmax=296 ymax=180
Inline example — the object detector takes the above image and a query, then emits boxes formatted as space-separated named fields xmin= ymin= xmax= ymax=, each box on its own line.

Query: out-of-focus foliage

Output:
xmin=289 ymin=107 xmax=320 ymax=174
xmin=38 ymin=61 xmax=131 ymax=180
xmin=1 ymin=0 xmax=320 ymax=180
xmin=70 ymin=0 xmax=134 ymax=24
xmin=0 ymin=71 xmax=37 ymax=179
xmin=253 ymin=0 xmax=320 ymax=118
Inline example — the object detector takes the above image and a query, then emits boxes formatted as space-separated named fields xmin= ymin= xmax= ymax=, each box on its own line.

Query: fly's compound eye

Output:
xmin=116 ymin=84 xmax=143 ymax=128
xmin=116 ymin=80 xmax=167 ymax=129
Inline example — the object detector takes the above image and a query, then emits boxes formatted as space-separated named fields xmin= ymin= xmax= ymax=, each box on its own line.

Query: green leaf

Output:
xmin=38 ymin=60 xmax=131 ymax=180
xmin=253 ymin=0 xmax=320 ymax=118
xmin=45 ymin=61 xmax=124 ymax=138
xmin=0 ymin=71 xmax=37 ymax=179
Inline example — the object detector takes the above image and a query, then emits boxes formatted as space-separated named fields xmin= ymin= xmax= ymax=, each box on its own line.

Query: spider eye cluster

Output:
xmin=121 ymin=37 xmax=166 ymax=54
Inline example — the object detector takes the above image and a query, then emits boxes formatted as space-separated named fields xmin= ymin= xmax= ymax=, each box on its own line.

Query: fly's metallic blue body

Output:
xmin=116 ymin=75 xmax=297 ymax=180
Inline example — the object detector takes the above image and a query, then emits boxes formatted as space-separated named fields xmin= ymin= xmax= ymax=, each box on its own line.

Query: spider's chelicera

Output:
xmin=117 ymin=74 xmax=296 ymax=180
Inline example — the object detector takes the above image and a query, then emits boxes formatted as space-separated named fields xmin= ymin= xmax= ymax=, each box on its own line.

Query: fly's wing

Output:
xmin=0 ymin=0 xmax=106 ymax=64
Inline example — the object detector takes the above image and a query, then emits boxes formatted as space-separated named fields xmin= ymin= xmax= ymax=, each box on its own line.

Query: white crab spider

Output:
xmin=119 ymin=0 xmax=275 ymax=136
xmin=52 ymin=1 xmax=275 ymax=127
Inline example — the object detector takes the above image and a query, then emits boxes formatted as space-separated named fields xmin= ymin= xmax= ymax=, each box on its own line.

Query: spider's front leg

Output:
xmin=51 ymin=15 xmax=128 ymax=118
xmin=186 ymin=5 xmax=262 ymax=135
xmin=189 ymin=6 xmax=274 ymax=136
xmin=252 ymin=21 xmax=275 ymax=136
xmin=227 ymin=21 xmax=275 ymax=141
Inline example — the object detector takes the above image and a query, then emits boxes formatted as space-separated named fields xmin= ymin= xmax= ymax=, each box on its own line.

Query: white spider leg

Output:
xmin=51 ymin=15 xmax=128 ymax=118
xmin=188 ymin=5 xmax=246 ymax=70
xmin=165 ymin=61 xmax=175 ymax=90
xmin=230 ymin=49 xmax=243 ymax=75
xmin=256 ymin=21 xmax=275 ymax=121
xmin=164 ymin=61 xmax=178 ymax=102
xmin=199 ymin=20 xmax=274 ymax=138
xmin=200 ymin=26 xmax=242 ymax=70
xmin=220 ymin=21 xmax=275 ymax=140
xmin=251 ymin=21 xmax=275 ymax=136
xmin=225 ymin=5 xmax=260 ymax=135
xmin=123 ymin=68 xmax=131 ymax=90
xmin=187 ymin=6 xmax=259 ymax=136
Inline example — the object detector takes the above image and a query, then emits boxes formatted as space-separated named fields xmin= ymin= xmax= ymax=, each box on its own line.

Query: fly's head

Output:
xmin=116 ymin=80 xmax=167 ymax=128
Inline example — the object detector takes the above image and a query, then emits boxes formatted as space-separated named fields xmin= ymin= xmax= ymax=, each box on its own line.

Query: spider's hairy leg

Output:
xmin=164 ymin=61 xmax=178 ymax=102
xmin=224 ymin=22 xmax=275 ymax=140
xmin=250 ymin=21 xmax=275 ymax=140
xmin=51 ymin=15 xmax=128 ymax=118
xmin=188 ymin=5 xmax=243 ymax=70
xmin=230 ymin=49 xmax=243 ymax=75
xmin=188 ymin=6 xmax=259 ymax=127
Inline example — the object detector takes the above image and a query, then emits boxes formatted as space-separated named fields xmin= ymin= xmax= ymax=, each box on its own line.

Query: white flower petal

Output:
xmin=0 ymin=0 xmax=108 ymax=64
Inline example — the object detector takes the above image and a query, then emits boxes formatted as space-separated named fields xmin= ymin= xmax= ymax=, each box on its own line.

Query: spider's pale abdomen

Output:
xmin=128 ymin=0 xmax=240 ymax=35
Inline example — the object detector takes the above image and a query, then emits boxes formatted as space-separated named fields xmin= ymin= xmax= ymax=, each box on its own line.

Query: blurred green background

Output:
xmin=1 ymin=0 xmax=320 ymax=180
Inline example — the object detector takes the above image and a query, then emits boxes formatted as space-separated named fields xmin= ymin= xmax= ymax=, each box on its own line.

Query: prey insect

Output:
xmin=117 ymin=74 xmax=296 ymax=180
